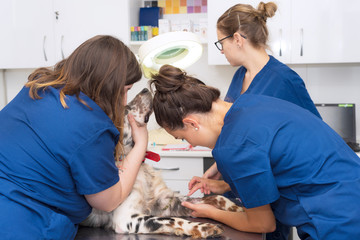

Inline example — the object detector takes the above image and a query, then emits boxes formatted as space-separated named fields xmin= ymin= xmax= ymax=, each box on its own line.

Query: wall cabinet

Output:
xmin=52 ymin=0 xmax=141 ymax=61
xmin=0 ymin=0 xmax=55 ymax=69
xmin=0 ymin=0 xmax=141 ymax=69
xmin=207 ymin=0 xmax=360 ymax=65
xmin=291 ymin=0 xmax=360 ymax=64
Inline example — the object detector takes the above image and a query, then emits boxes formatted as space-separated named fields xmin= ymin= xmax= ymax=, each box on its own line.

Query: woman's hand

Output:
xmin=187 ymin=176 xmax=231 ymax=196
xmin=181 ymin=201 xmax=218 ymax=218
xmin=127 ymin=113 xmax=148 ymax=149
xmin=203 ymin=163 xmax=222 ymax=180
xmin=182 ymin=201 xmax=276 ymax=233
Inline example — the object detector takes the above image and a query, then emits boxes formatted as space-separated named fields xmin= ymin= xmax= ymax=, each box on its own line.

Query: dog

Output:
xmin=81 ymin=88 xmax=244 ymax=238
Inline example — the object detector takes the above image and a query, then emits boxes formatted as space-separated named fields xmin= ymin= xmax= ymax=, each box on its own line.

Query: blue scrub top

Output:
xmin=0 ymin=87 xmax=120 ymax=239
xmin=212 ymin=94 xmax=360 ymax=240
xmin=225 ymin=55 xmax=321 ymax=119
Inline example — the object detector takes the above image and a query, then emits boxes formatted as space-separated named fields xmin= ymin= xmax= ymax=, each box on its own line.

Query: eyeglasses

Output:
xmin=214 ymin=33 xmax=247 ymax=51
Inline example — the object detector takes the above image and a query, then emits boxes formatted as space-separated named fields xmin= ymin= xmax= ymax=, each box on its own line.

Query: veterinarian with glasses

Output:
xmin=206 ymin=2 xmax=321 ymax=239
xmin=0 ymin=35 xmax=149 ymax=239
xmin=150 ymin=64 xmax=360 ymax=240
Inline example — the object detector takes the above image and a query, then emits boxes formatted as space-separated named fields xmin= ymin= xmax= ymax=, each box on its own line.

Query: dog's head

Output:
xmin=123 ymin=88 xmax=153 ymax=154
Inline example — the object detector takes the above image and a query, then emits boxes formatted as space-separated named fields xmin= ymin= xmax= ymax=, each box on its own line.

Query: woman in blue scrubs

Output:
xmin=210 ymin=3 xmax=321 ymax=238
xmin=215 ymin=1 xmax=319 ymax=116
xmin=150 ymin=65 xmax=360 ymax=240
xmin=0 ymin=35 xmax=148 ymax=239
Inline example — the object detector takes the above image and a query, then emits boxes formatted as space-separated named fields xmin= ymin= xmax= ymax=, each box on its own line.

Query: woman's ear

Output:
xmin=183 ymin=117 xmax=199 ymax=130
xmin=233 ymin=32 xmax=245 ymax=47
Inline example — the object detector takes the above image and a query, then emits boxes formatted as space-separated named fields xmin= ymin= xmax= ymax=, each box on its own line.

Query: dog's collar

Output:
xmin=144 ymin=151 xmax=160 ymax=162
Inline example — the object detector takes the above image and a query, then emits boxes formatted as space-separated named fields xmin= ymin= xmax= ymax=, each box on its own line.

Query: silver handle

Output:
xmin=43 ymin=35 xmax=48 ymax=61
xmin=279 ymin=28 xmax=282 ymax=57
xmin=153 ymin=167 xmax=180 ymax=171
xmin=300 ymin=28 xmax=304 ymax=57
xmin=61 ymin=35 xmax=65 ymax=59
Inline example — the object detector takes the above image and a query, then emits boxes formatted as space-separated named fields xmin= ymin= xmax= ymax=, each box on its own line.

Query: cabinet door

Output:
xmin=291 ymin=0 xmax=360 ymax=63
xmin=207 ymin=0 xmax=291 ymax=65
xmin=0 ymin=0 xmax=55 ymax=69
xmin=267 ymin=0 xmax=291 ymax=63
xmin=53 ymin=0 xmax=139 ymax=61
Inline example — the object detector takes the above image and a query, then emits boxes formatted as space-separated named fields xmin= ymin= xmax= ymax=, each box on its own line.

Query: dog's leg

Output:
xmin=191 ymin=195 xmax=244 ymax=212
xmin=119 ymin=214 xmax=223 ymax=239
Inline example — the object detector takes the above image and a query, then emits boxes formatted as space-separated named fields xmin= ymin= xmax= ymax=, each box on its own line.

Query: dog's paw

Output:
xmin=188 ymin=223 xmax=224 ymax=239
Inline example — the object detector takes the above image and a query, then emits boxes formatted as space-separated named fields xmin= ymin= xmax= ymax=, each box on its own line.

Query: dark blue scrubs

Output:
xmin=224 ymin=55 xmax=321 ymax=239
xmin=0 ymin=87 xmax=119 ymax=239
xmin=225 ymin=55 xmax=321 ymax=119
xmin=213 ymin=94 xmax=360 ymax=240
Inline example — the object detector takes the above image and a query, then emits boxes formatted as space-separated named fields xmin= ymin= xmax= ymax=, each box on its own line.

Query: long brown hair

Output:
xmin=150 ymin=65 xmax=220 ymax=130
xmin=26 ymin=35 xmax=142 ymax=159
xmin=217 ymin=2 xmax=277 ymax=49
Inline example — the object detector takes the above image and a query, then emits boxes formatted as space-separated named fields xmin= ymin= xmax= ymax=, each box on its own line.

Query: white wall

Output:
xmin=1 ymin=45 xmax=360 ymax=141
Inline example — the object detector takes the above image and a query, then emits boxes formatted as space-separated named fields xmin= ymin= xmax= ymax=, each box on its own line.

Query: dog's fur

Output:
xmin=81 ymin=88 xmax=243 ymax=238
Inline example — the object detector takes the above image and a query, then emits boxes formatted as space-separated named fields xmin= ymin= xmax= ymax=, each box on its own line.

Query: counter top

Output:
xmin=75 ymin=217 xmax=264 ymax=240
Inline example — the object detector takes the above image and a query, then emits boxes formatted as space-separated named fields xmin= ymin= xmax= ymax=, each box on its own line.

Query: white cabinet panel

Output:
xmin=291 ymin=0 xmax=360 ymax=63
xmin=53 ymin=0 xmax=137 ymax=60
xmin=0 ymin=0 xmax=142 ymax=69
xmin=208 ymin=0 xmax=360 ymax=65
xmin=267 ymin=0 xmax=291 ymax=63
xmin=0 ymin=0 xmax=55 ymax=68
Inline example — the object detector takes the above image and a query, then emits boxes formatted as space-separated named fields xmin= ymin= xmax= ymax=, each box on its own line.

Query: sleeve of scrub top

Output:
xmin=215 ymin=145 xmax=280 ymax=209
xmin=68 ymin=128 xmax=120 ymax=195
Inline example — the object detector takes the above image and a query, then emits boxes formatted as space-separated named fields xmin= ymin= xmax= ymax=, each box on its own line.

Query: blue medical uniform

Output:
xmin=213 ymin=94 xmax=360 ymax=240
xmin=224 ymin=55 xmax=321 ymax=239
xmin=225 ymin=55 xmax=321 ymax=119
xmin=0 ymin=87 xmax=119 ymax=239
